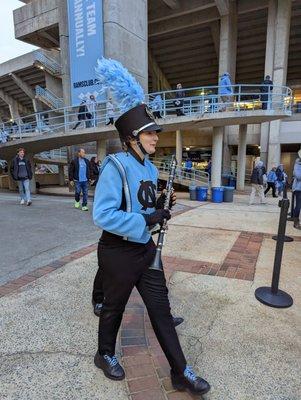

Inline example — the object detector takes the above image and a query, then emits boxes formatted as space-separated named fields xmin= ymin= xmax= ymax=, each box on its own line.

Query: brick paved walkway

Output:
xmin=1 ymin=226 xmax=300 ymax=398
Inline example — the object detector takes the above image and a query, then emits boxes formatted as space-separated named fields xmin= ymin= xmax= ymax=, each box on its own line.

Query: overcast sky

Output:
xmin=0 ymin=1 xmax=38 ymax=64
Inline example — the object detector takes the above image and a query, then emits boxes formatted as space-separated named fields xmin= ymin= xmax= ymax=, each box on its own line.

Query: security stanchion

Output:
xmin=287 ymin=190 xmax=295 ymax=222
xmin=255 ymin=198 xmax=293 ymax=308
xmin=272 ymin=182 xmax=294 ymax=242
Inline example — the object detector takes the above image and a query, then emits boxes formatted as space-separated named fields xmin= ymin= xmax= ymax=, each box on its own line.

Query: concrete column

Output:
xmin=8 ymin=104 xmax=21 ymax=122
xmin=260 ymin=0 xmax=277 ymax=166
xmin=59 ymin=165 xmax=65 ymax=186
xmin=103 ymin=0 xmax=148 ymax=153
xmin=267 ymin=0 xmax=291 ymax=170
xmin=218 ymin=1 xmax=237 ymax=80
xmin=237 ymin=124 xmax=247 ymax=190
xmin=218 ymin=1 xmax=237 ymax=173
xmin=97 ymin=139 xmax=107 ymax=162
xmin=27 ymin=154 xmax=37 ymax=194
xmin=211 ymin=127 xmax=224 ymax=187
xmin=176 ymin=130 xmax=182 ymax=167
xmin=58 ymin=1 xmax=71 ymax=107
xmin=103 ymin=0 xmax=148 ymax=92
xmin=260 ymin=122 xmax=269 ymax=166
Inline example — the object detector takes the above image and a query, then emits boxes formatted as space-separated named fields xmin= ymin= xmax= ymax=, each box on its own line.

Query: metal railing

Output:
xmin=152 ymin=157 xmax=209 ymax=187
xmin=147 ymin=84 xmax=293 ymax=118
xmin=35 ymin=86 xmax=64 ymax=109
xmin=34 ymin=51 xmax=62 ymax=76
xmin=0 ymin=84 xmax=293 ymax=142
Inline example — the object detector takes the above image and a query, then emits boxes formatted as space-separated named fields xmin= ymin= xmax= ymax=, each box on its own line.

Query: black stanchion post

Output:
xmin=255 ymin=198 xmax=293 ymax=308
xmin=272 ymin=182 xmax=294 ymax=242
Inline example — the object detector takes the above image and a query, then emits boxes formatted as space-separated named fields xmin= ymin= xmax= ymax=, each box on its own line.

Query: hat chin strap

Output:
xmin=136 ymin=139 xmax=149 ymax=155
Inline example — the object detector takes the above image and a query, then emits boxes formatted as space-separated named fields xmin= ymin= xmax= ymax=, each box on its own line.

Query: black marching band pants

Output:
xmin=93 ymin=234 xmax=187 ymax=374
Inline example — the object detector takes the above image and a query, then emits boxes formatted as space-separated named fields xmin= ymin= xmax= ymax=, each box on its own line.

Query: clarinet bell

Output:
xmin=149 ymin=248 xmax=163 ymax=271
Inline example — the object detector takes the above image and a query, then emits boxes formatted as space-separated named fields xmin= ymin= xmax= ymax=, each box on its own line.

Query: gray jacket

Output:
xmin=292 ymin=158 xmax=301 ymax=192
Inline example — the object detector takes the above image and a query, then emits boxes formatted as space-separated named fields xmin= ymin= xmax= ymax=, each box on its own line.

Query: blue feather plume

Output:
xmin=95 ymin=57 xmax=145 ymax=113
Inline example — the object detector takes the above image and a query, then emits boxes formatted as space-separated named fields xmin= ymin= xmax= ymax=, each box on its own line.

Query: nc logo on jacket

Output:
xmin=137 ymin=180 xmax=156 ymax=210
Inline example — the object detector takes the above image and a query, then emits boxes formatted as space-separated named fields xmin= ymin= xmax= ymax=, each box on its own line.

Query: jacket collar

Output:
xmin=127 ymin=147 xmax=145 ymax=166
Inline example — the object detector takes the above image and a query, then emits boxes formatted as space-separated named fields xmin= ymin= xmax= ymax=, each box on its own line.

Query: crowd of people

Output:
xmin=249 ymin=155 xmax=301 ymax=230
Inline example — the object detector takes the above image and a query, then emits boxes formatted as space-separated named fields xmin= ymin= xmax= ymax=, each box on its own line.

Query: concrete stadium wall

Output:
xmin=14 ymin=0 xmax=59 ymax=40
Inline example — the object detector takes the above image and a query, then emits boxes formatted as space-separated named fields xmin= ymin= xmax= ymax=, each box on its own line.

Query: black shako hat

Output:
xmin=115 ymin=103 xmax=162 ymax=143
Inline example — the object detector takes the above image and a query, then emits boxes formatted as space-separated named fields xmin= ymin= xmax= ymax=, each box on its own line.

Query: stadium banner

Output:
xmin=67 ymin=0 xmax=104 ymax=106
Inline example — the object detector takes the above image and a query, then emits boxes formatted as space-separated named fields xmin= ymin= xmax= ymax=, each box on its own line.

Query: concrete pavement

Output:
xmin=0 ymin=193 xmax=300 ymax=399
xmin=0 ymin=192 xmax=100 ymax=285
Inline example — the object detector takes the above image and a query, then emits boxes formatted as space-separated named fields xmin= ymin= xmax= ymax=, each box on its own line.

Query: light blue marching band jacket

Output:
xmin=93 ymin=151 xmax=159 ymax=244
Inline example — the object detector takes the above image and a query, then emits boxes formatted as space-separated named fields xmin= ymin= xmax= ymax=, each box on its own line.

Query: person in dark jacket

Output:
xmin=249 ymin=160 xmax=267 ymax=205
xmin=10 ymin=148 xmax=33 ymax=206
xmin=260 ymin=75 xmax=273 ymax=110
xmin=69 ymin=148 xmax=91 ymax=211
xmin=90 ymin=156 xmax=100 ymax=187
xmin=174 ymin=83 xmax=185 ymax=116
xmin=73 ymin=100 xmax=88 ymax=130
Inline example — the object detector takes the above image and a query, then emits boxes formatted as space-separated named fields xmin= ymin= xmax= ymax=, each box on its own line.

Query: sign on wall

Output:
xmin=67 ymin=0 xmax=104 ymax=106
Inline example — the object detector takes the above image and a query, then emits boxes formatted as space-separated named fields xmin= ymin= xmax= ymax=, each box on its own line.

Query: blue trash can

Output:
xmin=196 ymin=186 xmax=208 ymax=201
xmin=211 ymin=187 xmax=224 ymax=203
xmin=189 ymin=184 xmax=197 ymax=200
xmin=223 ymin=186 xmax=235 ymax=202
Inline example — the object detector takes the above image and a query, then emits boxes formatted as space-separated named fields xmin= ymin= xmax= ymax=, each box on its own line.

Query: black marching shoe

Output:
xmin=171 ymin=366 xmax=211 ymax=395
xmin=173 ymin=317 xmax=184 ymax=327
xmin=94 ymin=351 xmax=125 ymax=381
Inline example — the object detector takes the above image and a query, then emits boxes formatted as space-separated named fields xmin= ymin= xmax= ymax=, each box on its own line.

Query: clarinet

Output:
xmin=149 ymin=155 xmax=177 ymax=271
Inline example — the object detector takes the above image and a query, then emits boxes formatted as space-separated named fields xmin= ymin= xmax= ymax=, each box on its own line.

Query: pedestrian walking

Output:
xmin=10 ymin=148 xmax=33 ymax=206
xmin=292 ymin=150 xmax=301 ymax=230
xmin=92 ymin=57 xmax=210 ymax=396
xmin=73 ymin=100 xmax=87 ymax=130
xmin=219 ymin=72 xmax=233 ymax=111
xmin=275 ymin=164 xmax=285 ymax=196
xmin=249 ymin=160 xmax=267 ymax=205
xmin=86 ymin=95 xmax=97 ymax=127
xmin=264 ymin=167 xmax=278 ymax=197
xmin=68 ymin=148 xmax=91 ymax=211
xmin=260 ymin=75 xmax=273 ymax=110
xmin=174 ymin=83 xmax=185 ymax=116
xmin=106 ymin=98 xmax=114 ymax=125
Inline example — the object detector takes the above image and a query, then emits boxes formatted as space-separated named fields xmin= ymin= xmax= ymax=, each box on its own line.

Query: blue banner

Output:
xmin=67 ymin=0 xmax=104 ymax=106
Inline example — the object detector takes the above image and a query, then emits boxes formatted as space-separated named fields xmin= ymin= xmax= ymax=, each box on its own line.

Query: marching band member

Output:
xmin=92 ymin=58 xmax=210 ymax=396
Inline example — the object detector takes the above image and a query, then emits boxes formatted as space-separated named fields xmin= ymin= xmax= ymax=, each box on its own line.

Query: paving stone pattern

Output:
xmin=1 ymin=214 xmax=300 ymax=398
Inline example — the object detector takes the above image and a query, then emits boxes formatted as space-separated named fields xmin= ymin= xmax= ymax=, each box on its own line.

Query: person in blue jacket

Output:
xmin=92 ymin=58 xmax=210 ymax=396
xmin=219 ymin=72 xmax=233 ymax=111
xmin=264 ymin=167 xmax=278 ymax=198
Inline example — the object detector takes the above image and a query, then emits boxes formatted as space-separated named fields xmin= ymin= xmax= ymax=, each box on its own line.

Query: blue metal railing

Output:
xmin=0 ymin=84 xmax=293 ymax=142
xmin=34 ymin=51 xmax=62 ymax=76
xmin=35 ymin=86 xmax=64 ymax=109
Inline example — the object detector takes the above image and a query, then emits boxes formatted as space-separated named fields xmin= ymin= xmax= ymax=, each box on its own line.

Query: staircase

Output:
xmin=35 ymin=86 xmax=64 ymax=110
xmin=34 ymin=51 xmax=62 ymax=76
